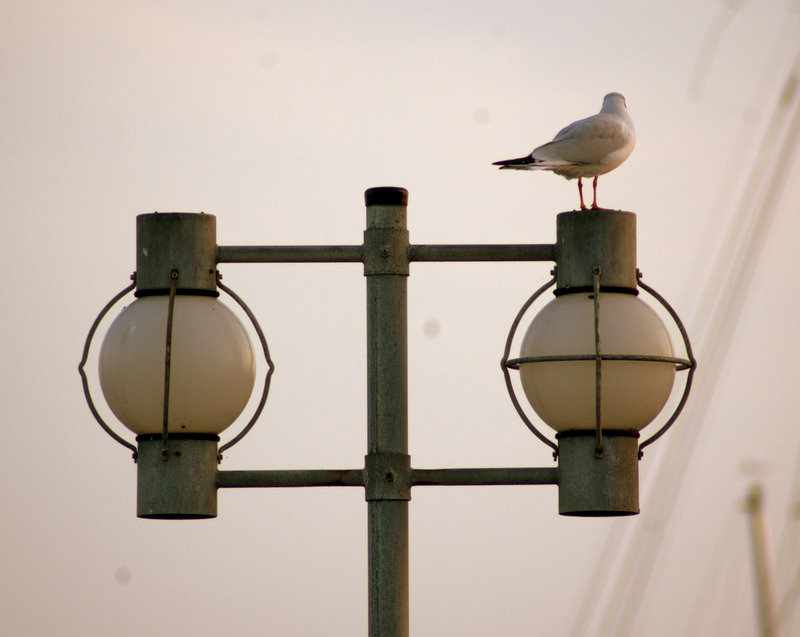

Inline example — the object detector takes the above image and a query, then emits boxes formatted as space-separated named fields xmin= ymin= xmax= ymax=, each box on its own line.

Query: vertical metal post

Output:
xmin=364 ymin=187 xmax=411 ymax=637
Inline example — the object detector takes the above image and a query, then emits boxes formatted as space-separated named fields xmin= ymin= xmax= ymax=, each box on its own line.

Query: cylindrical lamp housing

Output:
xmin=137 ymin=435 xmax=219 ymax=519
xmin=556 ymin=431 xmax=639 ymax=516
xmin=136 ymin=212 xmax=218 ymax=296
xmin=556 ymin=209 xmax=637 ymax=292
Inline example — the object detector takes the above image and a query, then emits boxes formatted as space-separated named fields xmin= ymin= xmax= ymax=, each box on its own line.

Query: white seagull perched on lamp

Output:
xmin=493 ymin=92 xmax=635 ymax=211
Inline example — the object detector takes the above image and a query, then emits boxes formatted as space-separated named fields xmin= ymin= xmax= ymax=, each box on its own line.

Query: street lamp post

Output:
xmin=79 ymin=186 xmax=695 ymax=636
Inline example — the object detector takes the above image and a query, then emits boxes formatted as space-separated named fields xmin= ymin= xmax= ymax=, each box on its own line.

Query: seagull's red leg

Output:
xmin=577 ymin=178 xmax=587 ymax=210
xmin=590 ymin=176 xmax=600 ymax=210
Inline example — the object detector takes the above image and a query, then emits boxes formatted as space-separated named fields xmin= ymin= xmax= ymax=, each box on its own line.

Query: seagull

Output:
xmin=493 ymin=93 xmax=635 ymax=210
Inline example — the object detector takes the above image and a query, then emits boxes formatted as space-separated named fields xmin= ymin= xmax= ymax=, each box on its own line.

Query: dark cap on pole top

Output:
xmin=365 ymin=187 xmax=409 ymax=207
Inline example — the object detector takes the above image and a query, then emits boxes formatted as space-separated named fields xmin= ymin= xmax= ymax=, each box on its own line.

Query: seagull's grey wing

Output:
xmin=532 ymin=115 xmax=632 ymax=165
xmin=549 ymin=114 xmax=594 ymax=143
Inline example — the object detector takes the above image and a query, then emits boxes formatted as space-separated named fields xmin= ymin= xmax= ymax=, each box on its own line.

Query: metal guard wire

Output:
xmin=636 ymin=275 xmax=697 ymax=455
xmin=506 ymin=354 xmax=693 ymax=370
xmin=500 ymin=276 xmax=559 ymax=454
xmin=78 ymin=276 xmax=139 ymax=458
xmin=501 ymin=275 xmax=696 ymax=458
xmin=216 ymin=276 xmax=275 ymax=459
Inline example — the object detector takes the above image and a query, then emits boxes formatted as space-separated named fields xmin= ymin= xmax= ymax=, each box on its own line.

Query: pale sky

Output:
xmin=3 ymin=1 xmax=800 ymax=635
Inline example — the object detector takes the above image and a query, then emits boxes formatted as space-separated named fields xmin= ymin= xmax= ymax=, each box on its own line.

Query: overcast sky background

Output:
xmin=3 ymin=1 xmax=800 ymax=635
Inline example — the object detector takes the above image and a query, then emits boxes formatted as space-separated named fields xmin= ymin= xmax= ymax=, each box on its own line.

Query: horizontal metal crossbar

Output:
xmin=214 ymin=467 xmax=560 ymax=488
xmin=411 ymin=467 xmax=558 ymax=486
xmin=216 ymin=469 xmax=364 ymax=488
xmin=408 ymin=244 xmax=556 ymax=262
xmin=217 ymin=245 xmax=364 ymax=263
xmin=216 ymin=243 xmax=557 ymax=264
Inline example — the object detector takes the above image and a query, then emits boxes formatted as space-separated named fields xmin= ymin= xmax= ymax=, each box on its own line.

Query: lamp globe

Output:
xmin=99 ymin=296 xmax=255 ymax=435
xmin=519 ymin=292 xmax=675 ymax=432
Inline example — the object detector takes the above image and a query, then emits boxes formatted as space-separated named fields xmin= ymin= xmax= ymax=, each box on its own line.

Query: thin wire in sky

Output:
xmin=568 ymin=43 xmax=800 ymax=637
xmin=616 ymin=50 xmax=800 ymax=637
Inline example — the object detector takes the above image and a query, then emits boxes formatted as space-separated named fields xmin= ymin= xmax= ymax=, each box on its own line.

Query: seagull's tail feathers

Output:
xmin=493 ymin=155 xmax=573 ymax=171
xmin=492 ymin=155 xmax=539 ymax=170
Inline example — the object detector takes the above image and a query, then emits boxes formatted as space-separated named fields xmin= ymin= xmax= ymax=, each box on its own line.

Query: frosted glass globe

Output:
xmin=99 ymin=296 xmax=256 ymax=435
xmin=519 ymin=292 xmax=675 ymax=432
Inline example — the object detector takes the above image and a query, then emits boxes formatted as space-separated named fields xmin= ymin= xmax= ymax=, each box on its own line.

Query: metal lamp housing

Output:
xmin=99 ymin=295 xmax=256 ymax=435
xmin=518 ymin=291 xmax=675 ymax=432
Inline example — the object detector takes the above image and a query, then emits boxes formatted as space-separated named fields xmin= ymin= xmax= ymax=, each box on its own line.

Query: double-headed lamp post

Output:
xmin=79 ymin=186 xmax=695 ymax=636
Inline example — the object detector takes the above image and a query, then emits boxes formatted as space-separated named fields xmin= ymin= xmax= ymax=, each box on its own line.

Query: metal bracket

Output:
xmin=364 ymin=453 xmax=412 ymax=501
xmin=363 ymin=227 xmax=410 ymax=276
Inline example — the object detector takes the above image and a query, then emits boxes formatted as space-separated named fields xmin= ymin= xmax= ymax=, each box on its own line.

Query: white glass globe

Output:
xmin=519 ymin=292 xmax=675 ymax=432
xmin=99 ymin=295 xmax=256 ymax=435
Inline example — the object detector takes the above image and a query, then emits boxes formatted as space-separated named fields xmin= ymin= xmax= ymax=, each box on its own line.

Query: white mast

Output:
xmin=746 ymin=483 xmax=783 ymax=637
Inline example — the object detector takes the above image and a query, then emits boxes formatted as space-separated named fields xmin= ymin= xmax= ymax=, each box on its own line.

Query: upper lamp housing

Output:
xmin=98 ymin=295 xmax=256 ymax=435
xmin=518 ymin=291 xmax=675 ymax=432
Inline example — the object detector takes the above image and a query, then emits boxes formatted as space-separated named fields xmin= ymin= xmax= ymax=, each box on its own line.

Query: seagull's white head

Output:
xmin=602 ymin=92 xmax=627 ymax=112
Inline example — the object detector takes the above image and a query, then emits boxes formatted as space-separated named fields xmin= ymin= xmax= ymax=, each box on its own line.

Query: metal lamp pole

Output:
xmin=216 ymin=186 xmax=558 ymax=636
xmin=83 ymin=185 xmax=695 ymax=637
xmin=363 ymin=187 xmax=412 ymax=635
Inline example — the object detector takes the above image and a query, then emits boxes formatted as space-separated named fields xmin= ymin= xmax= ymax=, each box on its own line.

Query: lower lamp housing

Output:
xmin=136 ymin=434 xmax=219 ymax=519
xmin=556 ymin=431 xmax=639 ymax=516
